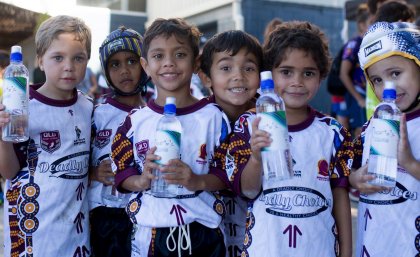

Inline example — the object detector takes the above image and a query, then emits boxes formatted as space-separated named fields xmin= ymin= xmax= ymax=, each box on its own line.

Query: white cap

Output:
xmin=260 ymin=71 xmax=272 ymax=81
xmin=11 ymin=46 xmax=22 ymax=54
xmin=166 ymin=97 xmax=176 ymax=105
xmin=384 ymin=81 xmax=396 ymax=90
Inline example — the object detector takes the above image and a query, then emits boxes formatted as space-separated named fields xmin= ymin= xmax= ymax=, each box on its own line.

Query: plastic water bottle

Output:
xmin=256 ymin=71 xmax=293 ymax=188
xmin=368 ymin=81 xmax=401 ymax=187
xmin=2 ymin=46 xmax=29 ymax=142
xmin=101 ymin=156 xmax=126 ymax=206
xmin=151 ymin=97 xmax=182 ymax=197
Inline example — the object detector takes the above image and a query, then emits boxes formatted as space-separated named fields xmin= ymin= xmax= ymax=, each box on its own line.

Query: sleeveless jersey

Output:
xmin=112 ymin=98 xmax=229 ymax=256
xmin=353 ymin=108 xmax=420 ymax=257
xmin=88 ymin=97 xmax=138 ymax=209
xmin=4 ymin=85 xmax=93 ymax=257
xmin=224 ymin=108 xmax=352 ymax=257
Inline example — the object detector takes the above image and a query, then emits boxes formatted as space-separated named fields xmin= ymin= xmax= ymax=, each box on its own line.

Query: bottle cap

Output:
xmin=10 ymin=45 xmax=22 ymax=62
xmin=382 ymin=81 xmax=396 ymax=99
xmin=164 ymin=97 xmax=176 ymax=114
xmin=260 ymin=71 xmax=274 ymax=90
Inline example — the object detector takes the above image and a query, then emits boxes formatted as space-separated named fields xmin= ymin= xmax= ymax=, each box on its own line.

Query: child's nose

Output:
xmin=63 ymin=59 xmax=75 ymax=71
xmin=163 ymin=56 xmax=175 ymax=67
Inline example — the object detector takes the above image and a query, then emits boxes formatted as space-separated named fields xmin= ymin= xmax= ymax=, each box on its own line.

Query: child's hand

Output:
xmin=138 ymin=147 xmax=159 ymax=189
xmin=349 ymin=165 xmax=387 ymax=194
xmin=398 ymin=114 xmax=420 ymax=179
xmin=250 ymin=117 xmax=272 ymax=163
xmin=0 ymin=104 xmax=10 ymax=130
xmin=91 ymin=159 xmax=114 ymax=186
xmin=160 ymin=159 xmax=200 ymax=191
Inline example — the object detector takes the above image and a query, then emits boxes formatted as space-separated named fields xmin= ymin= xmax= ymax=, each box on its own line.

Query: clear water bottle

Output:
xmin=151 ymin=97 xmax=182 ymax=198
xmin=256 ymin=71 xmax=293 ymax=188
xmin=2 ymin=46 xmax=29 ymax=142
xmin=101 ymin=156 xmax=126 ymax=206
xmin=368 ymin=81 xmax=401 ymax=187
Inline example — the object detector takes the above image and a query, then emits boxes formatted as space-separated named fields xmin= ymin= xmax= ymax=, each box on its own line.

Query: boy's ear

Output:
xmin=37 ymin=56 xmax=44 ymax=71
xmin=140 ymin=57 xmax=149 ymax=76
xmin=198 ymin=70 xmax=212 ymax=89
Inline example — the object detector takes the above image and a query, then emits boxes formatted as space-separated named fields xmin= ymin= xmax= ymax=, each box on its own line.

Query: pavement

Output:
xmin=0 ymin=201 xmax=359 ymax=257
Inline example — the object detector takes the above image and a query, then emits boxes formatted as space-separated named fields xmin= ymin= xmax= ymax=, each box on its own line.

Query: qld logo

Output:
xmin=260 ymin=186 xmax=332 ymax=218
xmin=196 ymin=144 xmax=208 ymax=165
xmin=40 ymin=130 xmax=61 ymax=153
xmin=135 ymin=140 xmax=149 ymax=163
xmin=95 ymin=129 xmax=112 ymax=149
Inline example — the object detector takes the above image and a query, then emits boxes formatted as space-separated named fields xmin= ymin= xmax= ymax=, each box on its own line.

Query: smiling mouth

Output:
xmin=229 ymin=87 xmax=248 ymax=93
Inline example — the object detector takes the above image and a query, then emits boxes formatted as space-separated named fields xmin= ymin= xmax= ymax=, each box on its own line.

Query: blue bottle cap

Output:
xmin=164 ymin=97 xmax=176 ymax=114
xmin=382 ymin=81 xmax=396 ymax=99
xmin=10 ymin=45 xmax=22 ymax=62
xmin=260 ymin=71 xmax=274 ymax=90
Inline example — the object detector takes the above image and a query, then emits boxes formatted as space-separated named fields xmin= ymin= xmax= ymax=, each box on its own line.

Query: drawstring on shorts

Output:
xmin=166 ymin=224 xmax=192 ymax=257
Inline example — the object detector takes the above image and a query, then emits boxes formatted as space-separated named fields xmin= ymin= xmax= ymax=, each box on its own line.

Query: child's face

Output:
xmin=367 ymin=55 xmax=420 ymax=113
xmin=141 ymin=35 xmax=196 ymax=99
xmin=107 ymin=51 xmax=141 ymax=93
xmin=205 ymin=48 xmax=259 ymax=110
xmin=272 ymin=49 xmax=321 ymax=112
xmin=38 ymin=33 xmax=88 ymax=95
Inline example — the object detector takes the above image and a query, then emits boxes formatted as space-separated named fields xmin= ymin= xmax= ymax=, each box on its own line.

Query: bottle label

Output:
xmin=2 ymin=77 xmax=27 ymax=114
xmin=257 ymin=110 xmax=288 ymax=151
xmin=155 ymin=130 xmax=181 ymax=165
xmin=369 ymin=118 xmax=399 ymax=158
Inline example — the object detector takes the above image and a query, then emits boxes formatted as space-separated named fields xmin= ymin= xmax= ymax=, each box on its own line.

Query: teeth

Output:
xmin=230 ymin=88 xmax=246 ymax=93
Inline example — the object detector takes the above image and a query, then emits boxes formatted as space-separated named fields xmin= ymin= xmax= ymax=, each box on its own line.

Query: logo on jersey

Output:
xmin=74 ymin=126 xmax=86 ymax=145
xmin=135 ymin=140 xmax=149 ymax=164
xmin=317 ymin=159 xmax=329 ymax=181
xmin=40 ymin=130 xmax=61 ymax=153
xmin=359 ymin=182 xmax=417 ymax=205
xmin=196 ymin=144 xmax=208 ymax=165
xmin=38 ymin=151 xmax=89 ymax=179
xmin=260 ymin=186 xmax=332 ymax=218
xmin=234 ymin=116 xmax=247 ymax=133
xmin=225 ymin=151 xmax=235 ymax=181
xmin=95 ymin=129 xmax=112 ymax=149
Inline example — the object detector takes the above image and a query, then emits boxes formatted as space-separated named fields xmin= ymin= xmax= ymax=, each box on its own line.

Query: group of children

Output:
xmin=0 ymin=13 xmax=418 ymax=257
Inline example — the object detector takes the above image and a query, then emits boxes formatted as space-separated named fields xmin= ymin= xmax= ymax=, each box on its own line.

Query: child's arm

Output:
xmin=332 ymin=187 xmax=352 ymax=257
xmin=0 ymin=104 xmax=21 ymax=179
xmin=398 ymin=114 xmax=420 ymax=179
xmin=240 ymin=117 xmax=271 ymax=199
xmin=119 ymin=147 xmax=155 ymax=192
xmin=90 ymin=159 xmax=114 ymax=186
xmin=161 ymin=159 xmax=227 ymax=192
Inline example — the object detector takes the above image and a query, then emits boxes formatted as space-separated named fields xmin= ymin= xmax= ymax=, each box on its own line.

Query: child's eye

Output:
xmin=53 ymin=56 xmax=63 ymax=62
xmin=128 ymin=58 xmax=138 ymax=65
xmin=304 ymin=71 xmax=315 ymax=77
xmin=175 ymin=52 xmax=187 ymax=59
xmin=279 ymin=69 xmax=291 ymax=76
xmin=152 ymin=53 xmax=163 ymax=60
xmin=75 ymin=56 xmax=85 ymax=62
xmin=244 ymin=66 xmax=257 ymax=72
xmin=220 ymin=66 xmax=231 ymax=71
xmin=109 ymin=61 xmax=119 ymax=69
xmin=390 ymin=71 xmax=400 ymax=78
xmin=371 ymin=77 xmax=382 ymax=86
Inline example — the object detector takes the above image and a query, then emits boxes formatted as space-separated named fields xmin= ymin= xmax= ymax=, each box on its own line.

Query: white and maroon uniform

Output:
xmin=216 ymin=108 xmax=352 ymax=257
xmin=88 ymin=97 xmax=138 ymax=209
xmin=353 ymin=109 xmax=420 ymax=257
xmin=4 ymin=85 xmax=93 ymax=257
xmin=112 ymin=98 xmax=229 ymax=256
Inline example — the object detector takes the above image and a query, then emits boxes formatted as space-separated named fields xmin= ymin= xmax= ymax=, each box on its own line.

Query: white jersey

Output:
xmin=4 ymin=86 xmax=93 ymax=257
xmin=111 ymin=98 xmax=229 ymax=256
xmin=226 ymin=108 xmax=352 ymax=257
xmin=88 ymin=97 xmax=138 ymax=209
xmin=354 ymin=109 xmax=420 ymax=257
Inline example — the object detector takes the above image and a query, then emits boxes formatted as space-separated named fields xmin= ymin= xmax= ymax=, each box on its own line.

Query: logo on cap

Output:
xmin=364 ymin=40 xmax=382 ymax=57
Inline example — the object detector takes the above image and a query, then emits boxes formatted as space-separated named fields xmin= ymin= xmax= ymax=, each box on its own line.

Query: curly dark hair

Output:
xmin=200 ymin=30 xmax=263 ymax=78
xmin=263 ymin=21 xmax=331 ymax=79
xmin=143 ymin=18 xmax=201 ymax=60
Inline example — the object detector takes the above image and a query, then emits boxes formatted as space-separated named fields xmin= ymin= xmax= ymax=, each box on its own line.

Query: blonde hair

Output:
xmin=35 ymin=15 xmax=92 ymax=59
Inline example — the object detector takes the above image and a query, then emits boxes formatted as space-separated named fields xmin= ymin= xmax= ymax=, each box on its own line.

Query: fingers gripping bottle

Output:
xmin=151 ymin=97 xmax=182 ymax=197
xmin=368 ymin=81 xmax=401 ymax=187
xmin=2 ymin=46 xmax=29 ymax=142
xmin=256 ymin=71 xmax=293 ymax=189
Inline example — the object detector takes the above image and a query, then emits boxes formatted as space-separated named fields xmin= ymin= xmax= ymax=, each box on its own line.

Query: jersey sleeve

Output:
xmin=329 ymin=125 xmax=353 ymax=189
xmin=112 ymin=111 xmax=139 ymax=191
xmin=13 ymin=140 xmax=29 ymax=170
xmin=352 ymin=120 xmax=370 ymax=170
xmin=341 ymin=38 xmax=358 ymax=64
